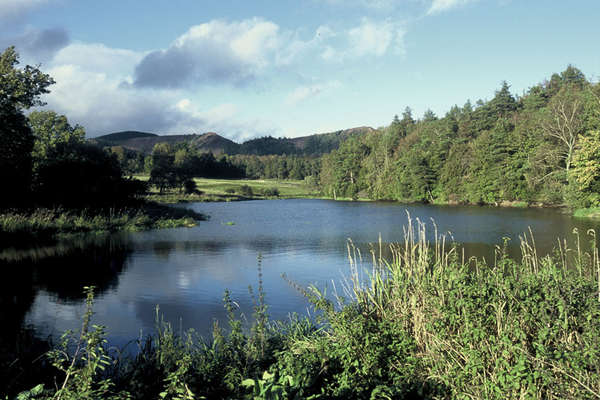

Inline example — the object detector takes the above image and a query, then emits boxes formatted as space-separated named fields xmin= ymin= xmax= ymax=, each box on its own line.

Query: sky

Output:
xmin=1 ymin=0 xmax=599 ymax=140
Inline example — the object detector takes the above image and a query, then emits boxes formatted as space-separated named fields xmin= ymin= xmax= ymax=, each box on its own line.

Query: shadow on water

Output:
xmin=0 ymin=233 xmax=133 ymax=395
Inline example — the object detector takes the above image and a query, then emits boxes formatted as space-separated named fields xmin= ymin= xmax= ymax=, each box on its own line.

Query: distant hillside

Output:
xmin=189 ymin=132 xmax=240 ymax=154
xmin=94 ymin=131 xmax=158 ymax=142
xmin=91 ymin=126 xmax=374 ymax=156
xmin=290 ymin=126 xmax=375 ymax=154
xmin=92 ymin=132 xmax=238 ymax=155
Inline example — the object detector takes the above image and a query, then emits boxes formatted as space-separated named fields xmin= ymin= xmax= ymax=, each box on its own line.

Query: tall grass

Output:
xmin=309 ymin=214 xmax=600 ymax=399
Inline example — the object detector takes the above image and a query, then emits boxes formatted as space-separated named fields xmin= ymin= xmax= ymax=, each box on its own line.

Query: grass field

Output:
xmin=136 ymin=176 xmax=322 ymax=203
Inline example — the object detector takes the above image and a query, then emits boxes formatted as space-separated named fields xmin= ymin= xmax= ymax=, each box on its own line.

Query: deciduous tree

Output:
xmin=0 ymin=46 xmax=54 ymax=207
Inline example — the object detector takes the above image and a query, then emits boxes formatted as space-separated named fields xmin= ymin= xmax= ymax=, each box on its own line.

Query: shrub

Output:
xmin=262 ymin=187 xmax=280 ymax=197
xmin=238 ymin=184 xmax=254 ymax=197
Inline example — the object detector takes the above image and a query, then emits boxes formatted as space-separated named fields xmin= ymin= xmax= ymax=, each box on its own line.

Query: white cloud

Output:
xmin=321 ymin=18 xmax=405 ymax=61
xmin=134 ymin=18 xmax=281 ymax=88
xmin=169 ymin=99 xmax=274 ymax=141
xmin=44 ymin=63 xmax=178 ymax=135
xmin=349 ymin=18 xmax=405 ymax=57
xmin=276 ymin=25 xmax=335 ymax=65
xmin=133 ymin=17 xmax=405 ymax=89
xmin=39 ymin=42 xmax=276 ymax=140
xmin=53 ymin=42 xmax=143 ymax=76
xmin=427 ymin=0 xmax=476 ymax=15
xmin=285 ymin=81 xmax=342 ymax=105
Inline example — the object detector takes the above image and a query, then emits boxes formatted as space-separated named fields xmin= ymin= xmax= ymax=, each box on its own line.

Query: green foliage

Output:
xmin=28 ymin=110 xmax=85 ymax=164
xmin=0 ymin=46 xmax=55 ymax=111
xmin=148 ymin=144 xmax=244 ymax=193
xmin=0 ymin=47 xmax=54 ymax=208
xmin=319 ymin=67 xmax=600 ymax=207
xmin=183 ymin=178 xmax=198 ymax=195
xmin=262 ymin=187 xmax=280 ymax=197
xmin=570 ymin=130 xmax=600 ymax=207
xmin=229 ymin=154 xmax=321 ymax=181
xmin=238 ymin=184 xmax=254 ymax=197
xmin=0 ymin=206 xmax=202 ymax=244
xmin=45 ymin=286 xmax=130 ymax=399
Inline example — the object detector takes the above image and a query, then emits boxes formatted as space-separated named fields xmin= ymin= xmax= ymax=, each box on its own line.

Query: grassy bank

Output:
xmin=6 ymin=218 xmax=600 ymax=399
xmin=136 ymin=175 xmax=321 ymax=203
xmin=0 ymin=204 xmax=203 ymax=245
xmin=574 ymin=207 xmax=600 ymax=219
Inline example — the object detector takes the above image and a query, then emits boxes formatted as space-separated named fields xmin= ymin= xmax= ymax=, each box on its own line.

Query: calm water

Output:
xmin=3 ymin=199 xmax=600 ymax=347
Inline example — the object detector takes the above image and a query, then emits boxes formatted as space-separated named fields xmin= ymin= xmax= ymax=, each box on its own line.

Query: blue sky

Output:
xmin=1 ymin=0 xmax=599 ymax=139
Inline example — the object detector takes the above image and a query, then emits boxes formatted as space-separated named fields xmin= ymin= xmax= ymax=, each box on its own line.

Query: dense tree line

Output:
xmin=107 ymin=146 xmax=321 ymax=183
xmin=229 ymin=154 xmax=321 ymax=180
xmin=320 ymin=66 xmax=600 ymax=207
xmin=0 ymin=47 xmax=144 ymax=209
xmin=234 ymin=130 xmax=358 ymax=156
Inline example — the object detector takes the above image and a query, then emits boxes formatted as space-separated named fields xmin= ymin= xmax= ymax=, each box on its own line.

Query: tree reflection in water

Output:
xmin=0 ymin=233 xmax=132 ymax=394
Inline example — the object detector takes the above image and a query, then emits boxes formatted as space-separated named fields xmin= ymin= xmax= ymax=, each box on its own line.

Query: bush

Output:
xmin=262 ymin=187 xmax=280 ymax=197
xmin=238 ymin=184 xmax=254 ymax=197
xmin=183 ymin=179 xmax=198 ymax=195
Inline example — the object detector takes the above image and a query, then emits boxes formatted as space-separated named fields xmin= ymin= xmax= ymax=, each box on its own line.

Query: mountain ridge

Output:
xmin=91 ymin=126 xmax=375 ymax=156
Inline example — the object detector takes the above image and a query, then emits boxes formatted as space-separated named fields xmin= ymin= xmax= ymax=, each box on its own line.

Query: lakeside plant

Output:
xmin=6 ymin=217 xmax=600 ymax=399
xmin=0 ymin=206 xmax=202 ymax=246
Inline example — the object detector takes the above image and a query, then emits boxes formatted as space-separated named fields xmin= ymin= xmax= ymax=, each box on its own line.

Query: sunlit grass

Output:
xmin=135 ymin=175 xmax=321 ymax=203
xmin=574 ymin=207 xmax=600 ymax=219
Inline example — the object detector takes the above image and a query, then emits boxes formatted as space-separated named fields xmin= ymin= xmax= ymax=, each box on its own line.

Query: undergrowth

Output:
xmin=6 ymin=216 xmax=600 ymax=399
xmin=0 ymin=205 xmax=202 ymax=246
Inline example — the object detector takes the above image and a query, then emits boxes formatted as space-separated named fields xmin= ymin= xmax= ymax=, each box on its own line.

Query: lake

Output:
xmin=3 ymin=199 xmax=600 ymax=347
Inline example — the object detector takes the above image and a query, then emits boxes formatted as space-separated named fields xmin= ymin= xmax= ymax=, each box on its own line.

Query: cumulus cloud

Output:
xmin=45 ymin=63 xmax=179 ymax=135
xmin=285 ymin=81 xmax=342 ymax=105
xmin=53 ymin=42 xmax=143 ymax=76
xmin=0 ymin=27 xmax=69 ymax=62
xmin=131 ymin=17 xmax=405 ymax=90
xmin=40 ymin=42 xmax=276 ymax=139
xmin=427 ymin=0 xmax=476 ymax=15
xmin=133 ymin=18 xmax=280 ymax=88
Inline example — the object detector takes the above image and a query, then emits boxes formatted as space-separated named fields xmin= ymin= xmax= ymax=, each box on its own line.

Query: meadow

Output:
xmin=137 ymin=176 xmax=322 ymax=203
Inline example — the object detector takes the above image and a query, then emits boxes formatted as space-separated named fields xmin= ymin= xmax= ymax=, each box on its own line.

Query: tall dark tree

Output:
xmin=0 ymin=47 xmax=54 ymax=207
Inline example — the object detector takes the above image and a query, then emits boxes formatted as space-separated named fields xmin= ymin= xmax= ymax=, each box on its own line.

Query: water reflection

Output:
xmin=5 ymin=199 xmax=600 ymax=348
xmin=0 ymin=234 xmax=132 ymax=329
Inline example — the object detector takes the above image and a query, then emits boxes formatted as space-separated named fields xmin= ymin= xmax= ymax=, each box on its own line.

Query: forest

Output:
xmin=320 ymin=66 xmax=600 ymax=209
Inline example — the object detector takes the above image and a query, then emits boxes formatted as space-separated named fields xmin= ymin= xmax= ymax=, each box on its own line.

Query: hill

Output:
xmin=91 ymin=126 xmax=374 ymax=156
xmin=92 ymin=131 xmax=239 ymax=155
xmin=93 ymin=131 xmax=158 ymax=142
